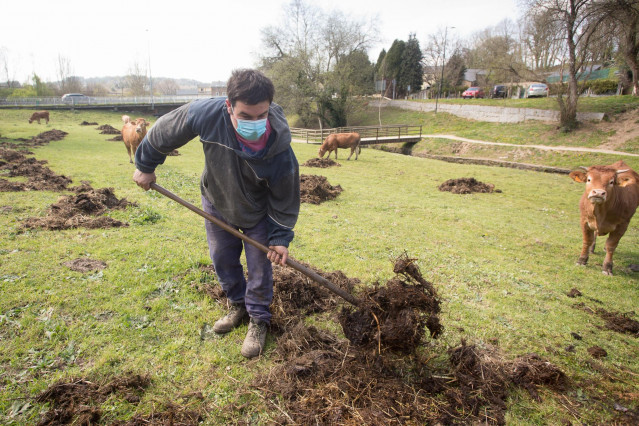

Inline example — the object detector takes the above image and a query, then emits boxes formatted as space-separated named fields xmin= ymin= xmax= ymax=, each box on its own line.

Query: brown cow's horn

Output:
xmin=579 ymin=166 xmax=588 ymax=171
xmin=616 ymin=169 xmax=629 ymax=174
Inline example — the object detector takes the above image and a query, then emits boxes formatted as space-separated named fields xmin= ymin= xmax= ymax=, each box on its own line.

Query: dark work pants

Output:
xmin=201 ymin=196 xmax=273 ymax=323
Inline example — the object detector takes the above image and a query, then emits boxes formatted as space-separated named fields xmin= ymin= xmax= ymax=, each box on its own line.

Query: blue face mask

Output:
xmin=231 ymin=105 xmax=268 ymax=140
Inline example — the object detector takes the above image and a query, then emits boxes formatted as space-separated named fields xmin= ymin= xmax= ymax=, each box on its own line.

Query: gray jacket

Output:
xmin=134 ymin=98 xmax=300 ymax=246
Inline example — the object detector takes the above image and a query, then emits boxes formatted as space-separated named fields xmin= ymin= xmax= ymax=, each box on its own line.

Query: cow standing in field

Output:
xmin=28 ymin=111 xmax=49 ymax=124
xmin=569 ymin=161 xmax=639 ymax=275
xmin=122 ymin=117 xmax=150 ymax=164
xmin=318 ymin=132 xmax=361 ymax=160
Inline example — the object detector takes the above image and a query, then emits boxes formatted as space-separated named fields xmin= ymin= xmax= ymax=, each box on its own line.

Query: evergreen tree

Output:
xmin=398 ymin=33 xmax=423 ymax=96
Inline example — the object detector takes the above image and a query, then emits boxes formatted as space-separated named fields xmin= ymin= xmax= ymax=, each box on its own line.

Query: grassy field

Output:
xmin=1 ymin=107 xmax=638 ymax=424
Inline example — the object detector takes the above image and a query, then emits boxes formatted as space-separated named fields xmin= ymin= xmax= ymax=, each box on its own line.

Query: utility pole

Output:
xmin=435 ymin=26 xmax=454 ymax=114
xmin=146 ymin=29 xmax=154 ymax=110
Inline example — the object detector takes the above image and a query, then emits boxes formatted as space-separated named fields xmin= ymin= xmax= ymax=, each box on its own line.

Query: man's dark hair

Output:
xmin=227 ymin=69 xmax=275 ymax=106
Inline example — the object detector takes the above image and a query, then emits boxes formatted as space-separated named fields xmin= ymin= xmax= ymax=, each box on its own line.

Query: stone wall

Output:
xmin=370 ymin=99 xmax=605 ymax=123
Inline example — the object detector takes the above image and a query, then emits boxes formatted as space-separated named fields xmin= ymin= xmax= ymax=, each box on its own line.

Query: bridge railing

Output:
xmin=290 ymin=124 xmax=422 ymax=144
xmin=0 ymin=95 xmax=205 ymax=107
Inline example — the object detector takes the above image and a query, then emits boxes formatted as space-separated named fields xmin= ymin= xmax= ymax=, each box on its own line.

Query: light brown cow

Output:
xmin=122 ymin=118 xmax=150 ymax=164
xmin=318 ymin=132 xmax=361 ymax=160
xmin=28 ymin=111 xmax=49 ymax=124
xmin=569 ymin=162 xmax=639 ymax=275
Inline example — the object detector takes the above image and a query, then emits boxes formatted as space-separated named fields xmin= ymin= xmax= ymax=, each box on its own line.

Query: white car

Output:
xmin=61 ymin=93 xmax=90 ymax=104
xmin=526 ymin=83 xmax=549 ymax=98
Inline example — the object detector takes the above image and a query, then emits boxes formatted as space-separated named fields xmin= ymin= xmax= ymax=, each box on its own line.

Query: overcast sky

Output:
xmin=1 ymin=0 xmax=522 ymax=84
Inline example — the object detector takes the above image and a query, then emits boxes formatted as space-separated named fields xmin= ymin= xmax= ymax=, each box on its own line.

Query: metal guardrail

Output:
xmin=0 ymin=95 xmax=206 ymax=107
xmin=290 ymin=125 xmax=423 ymax=144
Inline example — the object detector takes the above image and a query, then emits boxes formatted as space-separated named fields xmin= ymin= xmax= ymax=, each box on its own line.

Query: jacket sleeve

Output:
xmin=134 ymin=102 xmax=198 ymax=172
xmin=266 ymin=148 xmax=300 ymax=247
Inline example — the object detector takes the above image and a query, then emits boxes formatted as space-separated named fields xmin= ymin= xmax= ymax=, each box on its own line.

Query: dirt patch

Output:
xmin=566 ymin=287 xmax=582 ymax=298
xmin=80 ymin=121 xmax=98 ymax=125
xmin=0 ymin=130 xmax=68 ymax=150
xmin=108 ymin=134 xmax=124 ymax=141
xmin=597 ymin=109 xmax=639 ymax=151
xmin=339 ymin=255 xmax=442 ymax=352
xmin=302 ymin=157 xmax=341 ymax=168
xmin=97 ymin=124 xmax=121 ymax=135
xmin=0 ymin=148 xmax=73 ymax=192
xmin=588 ymin=346 xmax=608 ymax=358
xmin=168 ymin=149 xmax=180 ymax=156
xmin=510 ymin=353 xmax=568 ymax=401
xmin=438 ymin=177 xmax=501 ymax=194
xmin=35 ymin=374 xmax=150 ymax=425
xmin=22 ymin=185 xmax=135 ymax=230
xmin=62 ymin=258 xmax=108 ymax=272
xmin=574 ymin=302 xmax=639 ymax=337
xmin=300 ymin=174 xmax=343 ymax=204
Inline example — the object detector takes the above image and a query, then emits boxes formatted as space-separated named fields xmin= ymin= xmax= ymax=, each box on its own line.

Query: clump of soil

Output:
xmin=80 ymin=121 xmax=98 ymax=125
xmin=22 ymin=185 xmax=135 ymax=230
xmin=168 ymin=149 xmax=180 ymax=156
xmin=62 ymin=258 xmax=107 ymax=272
xmin=270 ymin=263 xmax=359 ymax=331
xmin=300 ymin=174 xmax=342 ymax=204
xmin=0 ymin=130 xmax=67 ymax=150
xmin=97 ymin=124 xmax=121 ymax=134
xmin=339 ymin=255 xmax=442 ymax=352
xmin=439 ymin=177 xmax=501 ymax=194
xmin=588 ymin=346 xmax=608 ymax=359
xmin=302 ymin=157 xmax=341 ymax=168
xmin=566 ymin=287 xmax=582 ymax=298
xmin=0 ymin=148 xmax=73 ymax=192
xmin=35 ymin=374 xmax=151 ymax=425
xmin=510 ymin=353 xmax=568 ymax=401
xmin=596 ymin=308 xmax=639 ymax=336
xmin=108 ymin=135 xmax=124 ymax=141
xmin=574 ymin=302 xmax=639 ymax=336
xmin=110 ymin=402 xmax=203 ymax=426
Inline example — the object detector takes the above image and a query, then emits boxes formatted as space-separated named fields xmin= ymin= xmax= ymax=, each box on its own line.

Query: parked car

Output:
xmin=61 ymin=93 xmax=90 ymax=104
xmin=461 ymin=87 xmax=485 ymax=99
xmin=491 ymin=85 xmax=508 ymax=98
xmin=526 ymin=83 xmax=549 ymax=98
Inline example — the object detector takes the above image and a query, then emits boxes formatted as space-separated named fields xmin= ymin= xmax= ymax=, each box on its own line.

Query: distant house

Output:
xmin=197 ymin=81 xmax=227 ymax=97
xmin=463 ymin=69 xmax=488 ymax=87
xmin=0 ymin=81 xmax=22 ymax=89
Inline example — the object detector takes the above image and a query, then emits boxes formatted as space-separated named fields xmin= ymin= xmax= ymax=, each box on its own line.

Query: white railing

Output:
xmin=0 ymin=95 xmax=209 ymax=107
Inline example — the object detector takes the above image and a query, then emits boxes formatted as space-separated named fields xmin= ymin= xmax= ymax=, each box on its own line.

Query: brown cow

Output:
xmin=569 ymin=162 xmax=639 ymax=275
xmin=28 ymin=111 xmax=49 ymax=124
xmin=122 ymin=118 xmax=150 ymax=164
xmin=318 ymin=132 xmax=361 ymax=160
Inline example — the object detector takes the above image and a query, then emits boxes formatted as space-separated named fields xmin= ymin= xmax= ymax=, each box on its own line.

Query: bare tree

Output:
xmin=526 ymin=0 xmax=604 ymax=131
xmin=596 ymin=0 xmax=639 ymax=94
xmin=155 ymin=78 xmax=180 ymax=95
xmin=126 ymin=62 xmax=148 ymax=96
xmin=56 ymin=54 xmax=73 ymax=93
xmin=0 ymin=47 xmax=15 ymax=87
xmin=519 ymin=10 xmax=565 ymax=70
xmin=422 ymin=28 xmax=463 ymax=95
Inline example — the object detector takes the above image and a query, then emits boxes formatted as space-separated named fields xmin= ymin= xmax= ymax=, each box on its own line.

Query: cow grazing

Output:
xmin=121 ymin=118 xmax=150 ymax=164
xmin=569 ymin=162 xmax=639 ymax=275
xmin=28 ymin=111 xmax=49 ymax=124
xmin=318 ymin=132 xmax=361 ymax=160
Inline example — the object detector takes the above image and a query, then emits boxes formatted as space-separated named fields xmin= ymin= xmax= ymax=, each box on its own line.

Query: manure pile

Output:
xmin=300 ymin=174 xmax=342 ymax=204
xmin=302 ymin=157 xmax=341 ymax=168
xmin=439 ymin=177 xmax=501 ymax=194
xmin=252 ymin=255 xmax=567 ymax=424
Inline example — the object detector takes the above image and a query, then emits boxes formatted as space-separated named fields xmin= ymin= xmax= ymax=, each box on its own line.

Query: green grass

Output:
xmin=1 ymin=108 xmax=638 ymax=424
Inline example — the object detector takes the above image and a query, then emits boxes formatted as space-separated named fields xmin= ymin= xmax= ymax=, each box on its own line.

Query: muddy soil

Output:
xmin=302 ymin=157 xmax=341 ymax=168
xmin=108 ymin=134 xmax=124 ymax=141
xmin=588 ymin=346 xmax=608 ymax=358
xmin=300 ymin=174 xmax=342 ymax=204
xmin=35 ymin=374 xmax=150 ymax=425
xmin=62 ymin=258 xmax=108 ymax=272
xmin=80 ymin=121 xmax=98 ymax=125
xmin=97 ymin=124 xmax=121 ymax=134
xmin=22 ymin=184 xmax=135 ymax=230
xmin=0 ymin=148 xmax=73 ymax=192
xmin=439 ymin=177 xmax=501 ymax=194
xmin=0 ymin=129 xmax=68 ymax=150
xmin=574 ymin=302 xmax=639 ymax=336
